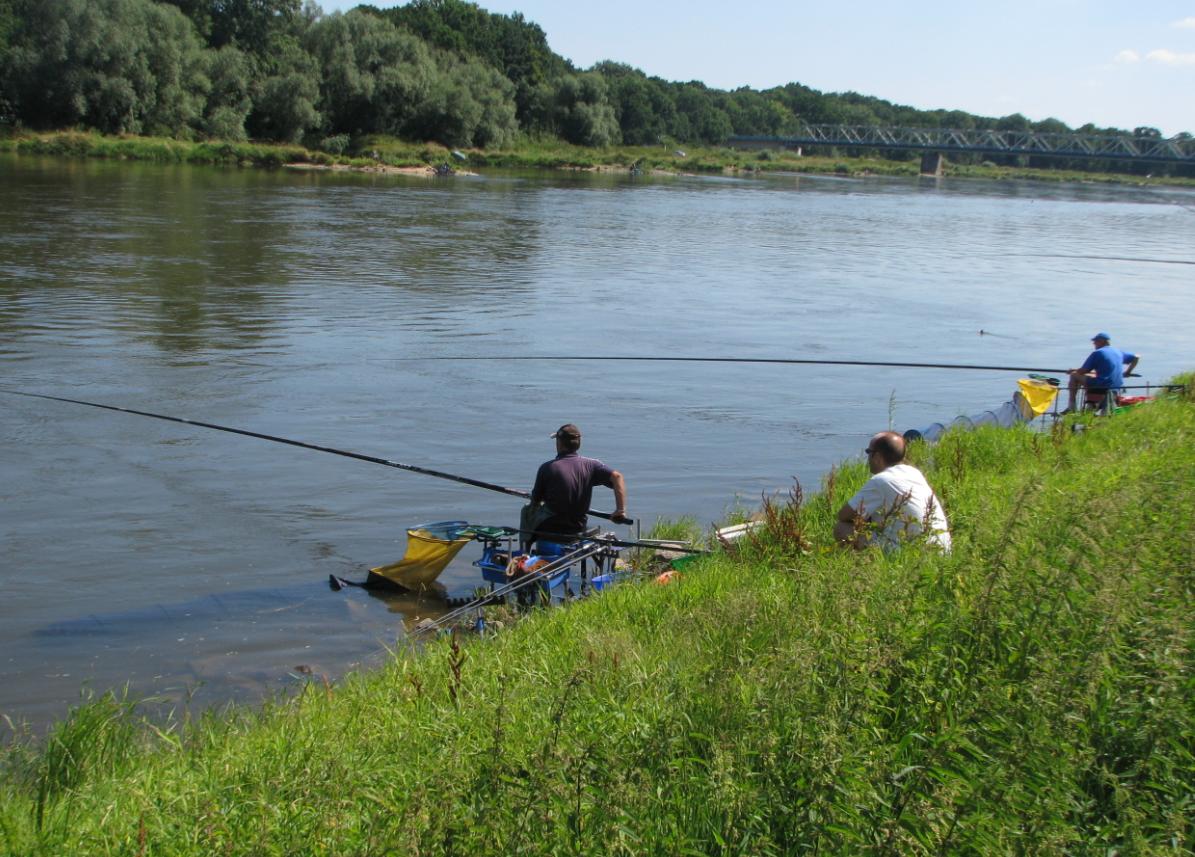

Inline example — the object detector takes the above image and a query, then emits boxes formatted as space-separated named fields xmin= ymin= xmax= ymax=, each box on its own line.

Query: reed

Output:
xmin=0 ymin=384 xmax=1192 ymax=855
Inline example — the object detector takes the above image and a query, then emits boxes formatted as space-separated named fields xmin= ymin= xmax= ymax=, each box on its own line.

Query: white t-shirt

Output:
xmin=847 ymin=463 xmax=952 ymax=553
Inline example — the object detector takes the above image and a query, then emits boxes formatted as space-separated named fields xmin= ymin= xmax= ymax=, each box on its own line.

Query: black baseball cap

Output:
xmin=550 ymin=423 xmax=581 ymax=440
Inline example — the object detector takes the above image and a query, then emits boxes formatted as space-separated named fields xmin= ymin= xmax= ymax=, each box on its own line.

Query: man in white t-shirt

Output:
xmin=834 ymin=431 xmax=952 ymax=553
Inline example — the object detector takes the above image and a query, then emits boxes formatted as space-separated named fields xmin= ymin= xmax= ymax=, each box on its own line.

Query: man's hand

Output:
xmin=611 ymin=512 xmax=633 ymax=525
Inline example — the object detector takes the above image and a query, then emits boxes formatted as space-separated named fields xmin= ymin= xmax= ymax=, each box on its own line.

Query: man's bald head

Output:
xmin=867 ymin=431 xmax=906 ymax=472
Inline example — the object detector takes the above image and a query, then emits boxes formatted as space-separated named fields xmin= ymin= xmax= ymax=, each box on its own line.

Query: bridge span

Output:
xmin=729 ymin=126 xmax=1195 ymax=170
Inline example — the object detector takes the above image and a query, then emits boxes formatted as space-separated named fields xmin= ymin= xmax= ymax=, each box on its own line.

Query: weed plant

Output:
xmin=1 ymin=388 xmax=1192 ymax=854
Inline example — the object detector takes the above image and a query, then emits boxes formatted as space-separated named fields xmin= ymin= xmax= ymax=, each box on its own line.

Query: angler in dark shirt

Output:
xmin=527 ymin=423 xmax=630 ymax=544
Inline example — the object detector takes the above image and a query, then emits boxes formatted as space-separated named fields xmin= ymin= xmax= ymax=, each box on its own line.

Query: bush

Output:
xmin=318 ymin=134 xmax=349 ymax=155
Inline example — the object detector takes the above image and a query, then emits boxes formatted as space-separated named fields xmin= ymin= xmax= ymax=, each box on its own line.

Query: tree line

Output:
xmin=0 ymin=0 xmax=1188 ymax=174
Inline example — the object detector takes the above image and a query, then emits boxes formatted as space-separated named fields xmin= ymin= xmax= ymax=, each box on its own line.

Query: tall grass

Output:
xmin=1 ymin=388 xmax=1192 ymax=854
xmin=0 ymin=131 xmax=330 ymax=168
xmin=7 ymin=130 xmax=1194 ymax=186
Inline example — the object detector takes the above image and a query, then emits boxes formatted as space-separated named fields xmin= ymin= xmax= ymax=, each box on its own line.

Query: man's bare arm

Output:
xmin=610 ymin=470 xmax=627 ymax=516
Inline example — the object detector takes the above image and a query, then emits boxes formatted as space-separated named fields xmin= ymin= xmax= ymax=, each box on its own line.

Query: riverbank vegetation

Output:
xmin=2 ymin=382 xmax=1192 ymax=854
xmin=1 ymin=0 xmax=1191 ymax=182
xmin=6 ymin=128 xmax=1195 ymax=189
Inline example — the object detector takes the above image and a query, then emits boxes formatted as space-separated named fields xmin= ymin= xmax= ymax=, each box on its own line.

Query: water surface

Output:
xmin=2 ymin=155 xmax=1193 ymax=730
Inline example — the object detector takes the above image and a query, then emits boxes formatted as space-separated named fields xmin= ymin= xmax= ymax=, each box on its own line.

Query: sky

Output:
xmin=321 ymin=1 xmax=1195 ymax=136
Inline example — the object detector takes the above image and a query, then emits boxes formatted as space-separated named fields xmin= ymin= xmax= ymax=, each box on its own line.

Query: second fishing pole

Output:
xmin=0 ymin=389 xmax=629 ymax=523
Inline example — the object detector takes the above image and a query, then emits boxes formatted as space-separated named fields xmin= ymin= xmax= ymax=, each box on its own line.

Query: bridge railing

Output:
xmin=729 ymin=126 xmax=1195 ymax=164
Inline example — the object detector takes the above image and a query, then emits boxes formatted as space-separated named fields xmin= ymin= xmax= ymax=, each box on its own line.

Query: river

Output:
xmin=2 ymin=155 xmax=1193 ymax=731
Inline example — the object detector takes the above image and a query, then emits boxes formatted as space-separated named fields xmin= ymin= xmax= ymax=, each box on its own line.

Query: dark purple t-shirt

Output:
xmin=530 ymin=453 xmax=615 ymax=536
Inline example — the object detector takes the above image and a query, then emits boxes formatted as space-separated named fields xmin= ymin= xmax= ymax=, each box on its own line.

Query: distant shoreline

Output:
xmin=4 ymin=130 xmax=1194 ymax=188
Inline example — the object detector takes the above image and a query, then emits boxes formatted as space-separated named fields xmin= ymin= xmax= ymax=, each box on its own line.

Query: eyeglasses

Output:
xmin=864 ymin=448 xmax=875 ymax=455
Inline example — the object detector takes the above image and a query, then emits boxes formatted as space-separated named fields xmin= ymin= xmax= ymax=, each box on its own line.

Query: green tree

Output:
xmin=0 ymin=0 xmax=28 ymax=118
xmin=305 ymin=10 xmax=436 ymax=136
xmin=408 ymin=53 xmax=517 ymax=146
xmin=594 ymin=62 xmax=678 ymax=145
xmin=161 ymin=0 xmax=300 ymax=54
xmin=4 ymin=0 xmax=209 ymax=135
xmin=995 ymin=113 xmax=1031 ymax=132
xmin=202 ymin=45 xmax=253 ymax=139
xmin=543 ymin=72 xmax=620 ymax=146
xmin=243 ymin=8 xmax=321 ymax=142
xmin=672 ymin=83 xmax=731 ymax=144
xmin=383 ymin=0 xmax=565 ymax=124
xmin=1033 ymin=117 xmax=1071 ymax=134
xmin=0 ymin=0 xmax=20 ymax=60
xmin=247 ymin=62 xmax=320 ymax=142
xmin=934 ymin=109 xmax=977 ymax=130
xmin=723 ymin=87 xmax=791 ymax=136
xmin=771 ymin=82 xmax=835 ymax=126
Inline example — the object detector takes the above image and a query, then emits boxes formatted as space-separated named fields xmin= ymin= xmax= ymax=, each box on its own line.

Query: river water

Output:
xmin=2 ymin=156 xmax=1193 ymax=730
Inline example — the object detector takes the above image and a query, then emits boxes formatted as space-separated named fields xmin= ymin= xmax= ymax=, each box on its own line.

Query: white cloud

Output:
xmin=1146 ymin=48 xmax=1195 ymax=66
xmin=1171 ymin=16 xmax=1195 ymax=29
xmin=1113 ymin=49 xmax=1141 ymax=63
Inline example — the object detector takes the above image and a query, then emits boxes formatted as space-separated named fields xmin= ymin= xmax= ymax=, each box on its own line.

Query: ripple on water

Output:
xmin=2 ymin=164 xmax=1193 ymax=730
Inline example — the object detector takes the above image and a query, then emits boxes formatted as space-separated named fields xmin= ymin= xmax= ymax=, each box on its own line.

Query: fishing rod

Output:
xmin=418 ymin=528 xmax=718 ymax=636
xmin=414 ymin=541 xmax=610 ymax=636
xmin=398 ymin=355 xmax=1072 ymax=373
xmin=473 ymin=524 xmax=709 ymax=555
xmin=0 ymin=389 xmax=624 ymax=522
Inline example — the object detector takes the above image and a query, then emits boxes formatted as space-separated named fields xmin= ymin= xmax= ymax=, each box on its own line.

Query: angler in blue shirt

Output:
xmin=1065 ymin=332 xmax=1141 ymax=412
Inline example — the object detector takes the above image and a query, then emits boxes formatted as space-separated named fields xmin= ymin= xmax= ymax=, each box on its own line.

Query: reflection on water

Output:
xmin=2 ymin=154 xmax=1193 ymax=730
xmin=34 ymin=582 xmax=452 ymax=639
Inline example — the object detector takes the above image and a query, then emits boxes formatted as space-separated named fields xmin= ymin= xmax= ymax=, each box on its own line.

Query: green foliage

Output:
xmin=382 ymin=0 xmax=566 ymax=125
xmin=673 ymin=82 xmax=733 ymax=144
xmin=201 ymin=45 xmax=253 ymax=140
xmin=1 ymin=391 xmax=1193 ymax=854
xmin=3 ymin=0 xmax=210 ymax=136
xmin=301 ymin=10 xmax=519 ymax=148
xmin=162 ymin=0 xmax=300 ymax=54
xmin=593 ymin=62 xmax=678 ymax=146
xmin=304 ymin=10 xmax=435 ymax=137
xmin=412 ymin=53 xmax=518 ymax=147
xmin=11 ymin=128 xmax=1191 ymax=187
xmin=317 ymin=132 xmax=348 ymax=154
xmin=244 ymin=32 xmax=321 ymax=143
xmin=8 ymin=129 xmax=313 ymax=166
xmin=0 ymin=0 xmax=19 ymax=89
xmin=0 ymin=0 xmax=1190 ymax=166
xmin=535 ymin=72 xmax=621 ymax=147
xmin=645 ymin=516 xmax=703 ymax=544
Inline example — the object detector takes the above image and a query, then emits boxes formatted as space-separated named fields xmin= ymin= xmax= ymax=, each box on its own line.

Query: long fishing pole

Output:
xmin=397 ymin=355 xmax=1072 ymax=373
xmin=475 ymin=525 xmax=709 ymax=555
xmin=0 ymin=389 xmax=623 ymax=522
xmin=415 ymin=541 xmax=609 ymax=636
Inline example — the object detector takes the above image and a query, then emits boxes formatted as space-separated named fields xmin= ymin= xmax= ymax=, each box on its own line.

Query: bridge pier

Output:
xmin=920 ymin=152 xmax=944 ymax=176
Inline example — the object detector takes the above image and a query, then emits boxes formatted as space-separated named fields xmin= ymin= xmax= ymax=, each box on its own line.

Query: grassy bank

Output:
xmin=0 ymin=130 xmax=336 ymax=168
xmin=1 ymin=385 xmax=1193 ymax=854
xmin=5 ymin=129 xmax=1195 ymax=187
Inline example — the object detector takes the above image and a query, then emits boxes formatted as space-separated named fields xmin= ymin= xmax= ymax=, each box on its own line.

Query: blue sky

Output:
xmin=321 ymin=1 xmax=1194 ymax=136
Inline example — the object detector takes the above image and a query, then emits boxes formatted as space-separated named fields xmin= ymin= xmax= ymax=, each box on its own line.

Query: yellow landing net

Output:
xmin=1016 ymin=378 xmax=1060 ymax=418
xmin=369 ymin=525 xmax=473 ymax=589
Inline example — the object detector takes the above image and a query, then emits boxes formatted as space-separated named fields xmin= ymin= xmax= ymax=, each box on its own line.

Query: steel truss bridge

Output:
xmin=729 ymin=125 xmax=1195 ymax=165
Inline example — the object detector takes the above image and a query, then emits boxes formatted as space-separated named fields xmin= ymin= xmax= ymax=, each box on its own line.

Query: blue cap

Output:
xmin=1092 ymin=331 xmax=1111 ymax=341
